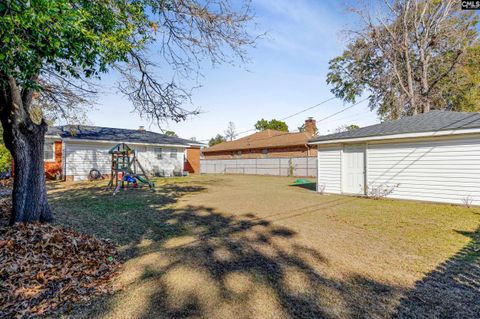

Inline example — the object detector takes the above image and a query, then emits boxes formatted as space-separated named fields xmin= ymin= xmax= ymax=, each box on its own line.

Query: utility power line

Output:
xmin=206 ymin=97 xmax=370 ymax=144
xmin=233 ymin=96 xmax=338 ymax=137
xmin=199 ymin=96 xmax=369 ymax=142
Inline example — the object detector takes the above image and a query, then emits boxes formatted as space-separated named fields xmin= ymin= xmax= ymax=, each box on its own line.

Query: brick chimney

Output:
xmin=138 ymin=125 xmax=146 ymax=133
xmin=304 ymin=117 xmax=317 ymax=136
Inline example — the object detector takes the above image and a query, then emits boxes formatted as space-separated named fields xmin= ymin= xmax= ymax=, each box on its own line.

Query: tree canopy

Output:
xmin=209 ymin=134 xmax=226 ymax=147
xmin=327 ymin=0 xmax=479 ymax=120
xmin=164 ymin=131 xmax=177 ymax=137
xmin=254 ymin=119 xmax=289 ymax=132
xmin=334 ymin=124 xmax=360 ymax=133
xmin=0 ymin=0 xmax=255 ymax=223
xmin=0 ymin=0 xmax=255 ymax=123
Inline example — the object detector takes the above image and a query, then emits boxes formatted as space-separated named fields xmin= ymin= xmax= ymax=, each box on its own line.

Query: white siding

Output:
xmin=65 ymin=142 xmax=112 ymax=180
xmin=367 ymin=136 xmax=480 ymax=205
xmin=65 ymin=141 xmax=185 ymax=181
xmin=135 ymin=146 xmax=185 ymax=176
xmin=317 ymin=146 xmax=342 ymax=194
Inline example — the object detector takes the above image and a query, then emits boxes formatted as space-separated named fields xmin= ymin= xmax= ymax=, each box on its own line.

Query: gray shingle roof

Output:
xmin=309 ymin=111 xmax=480 ymax=143
xmin=47 ymin=125 xmax=201 ymax=147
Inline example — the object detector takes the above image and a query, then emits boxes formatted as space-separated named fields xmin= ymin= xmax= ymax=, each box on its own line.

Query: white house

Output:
xmin=309 ymin=111 xmax=480 ymax=205
xmin=44 ymin=125 xmax=203 ymax=181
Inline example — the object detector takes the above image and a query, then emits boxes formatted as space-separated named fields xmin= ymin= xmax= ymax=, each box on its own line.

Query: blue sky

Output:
xmin=85 ymin=0 xmax=379 ymax=141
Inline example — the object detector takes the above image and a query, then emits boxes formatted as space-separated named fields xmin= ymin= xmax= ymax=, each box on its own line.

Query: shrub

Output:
xmin=366 ymin=183 xmax=399 ymax=200
xmin=0 ymin=144 xmax=11 ymax=173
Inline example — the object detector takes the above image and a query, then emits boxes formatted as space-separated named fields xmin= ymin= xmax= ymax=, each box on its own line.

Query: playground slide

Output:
xmin=134 ymin=175 xmax=155 ymax=188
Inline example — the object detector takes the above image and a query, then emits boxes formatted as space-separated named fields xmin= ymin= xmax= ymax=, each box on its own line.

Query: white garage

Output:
xmin=309 ymin=111 xmax=480 ymax=205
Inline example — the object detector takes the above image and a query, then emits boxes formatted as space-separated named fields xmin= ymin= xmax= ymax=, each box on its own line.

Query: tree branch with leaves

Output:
xmin=0 ymin=0 xmax=256 ymax=224
xmin=327 ymin=0 xmax=479 ymax=120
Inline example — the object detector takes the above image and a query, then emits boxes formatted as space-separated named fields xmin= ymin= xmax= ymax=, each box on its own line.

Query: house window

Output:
xmin=44 ymin=141 xmax=55 ymax=161
xmin=170 ymin=149 xmax=177 ymax=159
xmin=154 ymin=147 xmax=163 ymax=159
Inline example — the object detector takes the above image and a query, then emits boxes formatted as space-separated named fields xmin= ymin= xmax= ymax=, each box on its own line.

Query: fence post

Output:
xmin=306 ymin=156 xmax=308 ymax=177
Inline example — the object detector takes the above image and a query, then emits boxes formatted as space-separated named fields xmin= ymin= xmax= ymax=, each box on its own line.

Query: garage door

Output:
xmin=65 ymin=142 xmax=113 ymax=181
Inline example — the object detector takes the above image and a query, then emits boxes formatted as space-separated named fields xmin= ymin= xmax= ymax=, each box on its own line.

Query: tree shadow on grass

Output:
xmin=49 ymin=182 xmax=208 ymax=248
xmin=394 ymin=227 xmax=480 ymax=319
xmin=50 ymin=181 xmax=480 ymax=318
xmin=63 ymin=199 xmax=403 ymax=318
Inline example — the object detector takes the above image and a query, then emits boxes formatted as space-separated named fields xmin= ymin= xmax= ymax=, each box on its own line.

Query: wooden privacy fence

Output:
xmin=200 ymin=157 xmax=317 ymax=177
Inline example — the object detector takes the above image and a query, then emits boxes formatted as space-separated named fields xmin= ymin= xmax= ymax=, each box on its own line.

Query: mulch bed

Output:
xmin=0 ymin=197 xmax=120 ymax=318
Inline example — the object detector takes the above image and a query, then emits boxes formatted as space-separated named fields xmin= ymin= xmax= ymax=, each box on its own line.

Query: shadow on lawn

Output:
xmin=50 ymin=183 xmax=208 ymax=247
xmin=394 ymin=227 xmax=480 ymax=319
xmin=51 ymin=182 xmax=403 ymax=319
xmin=50 ymin=182 xmax=480 ymax=318
xmin=290 ymin=182 xmax=317 ymax=191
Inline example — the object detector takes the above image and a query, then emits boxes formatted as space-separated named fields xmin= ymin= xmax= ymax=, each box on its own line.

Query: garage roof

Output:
xmin=309 ymin=111 xmax=480 ymax=143
xmin=47 ymin=125 xmax=202 ymax=147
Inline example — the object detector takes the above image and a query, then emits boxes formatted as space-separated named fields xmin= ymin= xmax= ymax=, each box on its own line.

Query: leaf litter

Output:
xmin=0 ymin=197 xmax=120 ymax=318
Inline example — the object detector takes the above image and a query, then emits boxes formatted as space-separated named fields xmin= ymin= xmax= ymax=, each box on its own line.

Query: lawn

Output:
xmin=48 ymin=175 xmax=480 ymax=318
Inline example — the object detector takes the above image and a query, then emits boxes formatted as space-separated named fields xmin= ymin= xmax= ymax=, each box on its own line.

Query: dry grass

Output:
xmin=48 ymin=175 xmax=480 ymax=318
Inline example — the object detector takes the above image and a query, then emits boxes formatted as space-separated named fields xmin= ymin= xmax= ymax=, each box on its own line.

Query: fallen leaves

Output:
xmin=0 ymin=198 xmax=120 ymax=318
xmin=0 ymin=178 xmax=12 ymax=189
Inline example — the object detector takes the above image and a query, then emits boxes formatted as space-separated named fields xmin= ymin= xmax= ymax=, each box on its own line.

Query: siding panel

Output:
xmin=367 ymin=136 xmax=480 ymax=205
xmin=317 ymin=146 xmax=341 ymax=194
xmin=65 ymin=142 xmax=185 ymax=181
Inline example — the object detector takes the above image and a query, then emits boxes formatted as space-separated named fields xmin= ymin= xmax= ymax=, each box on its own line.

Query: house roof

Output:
xmin=309 ymin=111 xmax=480 ymax=143
xmin=203 ymin=129 xmax=313 ymax=153
xmin=46 ymin=125 xmax=202 ymax=147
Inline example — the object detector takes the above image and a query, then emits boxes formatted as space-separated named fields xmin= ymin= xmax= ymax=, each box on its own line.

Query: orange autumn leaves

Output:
xmin=0 ymin=200 xmax=120 ymax=318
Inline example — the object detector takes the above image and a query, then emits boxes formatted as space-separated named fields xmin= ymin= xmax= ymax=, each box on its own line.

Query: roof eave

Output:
xmin=308 ymin=127 xmax=480 ymax=145
xmin=203 ymin=142 xmax=310 ymax=153
xmin=61 ymin=137 xmax=189 ymax=148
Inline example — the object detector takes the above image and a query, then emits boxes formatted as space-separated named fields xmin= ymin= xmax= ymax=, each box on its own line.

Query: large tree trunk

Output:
xmin=7 ymin=124 xmax=53 ymax=224
xmin=0 ymin=76 xmax=53 ymax=224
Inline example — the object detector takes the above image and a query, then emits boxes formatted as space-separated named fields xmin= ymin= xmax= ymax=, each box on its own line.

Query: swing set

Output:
xmin=106 ymin=143 xmax=155 ymax=195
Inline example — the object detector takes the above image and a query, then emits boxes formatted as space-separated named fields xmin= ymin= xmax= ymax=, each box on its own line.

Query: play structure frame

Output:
xmin=107 ymin=143 xmax=155 ymax=195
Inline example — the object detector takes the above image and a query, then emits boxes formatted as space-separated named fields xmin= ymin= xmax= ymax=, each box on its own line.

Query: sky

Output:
xmin=82 ymin=0 xmax=380 ymax=142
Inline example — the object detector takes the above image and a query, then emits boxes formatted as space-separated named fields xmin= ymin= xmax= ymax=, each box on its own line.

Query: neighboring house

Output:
xmin=203 ymin=118 xmax=318 ymax=159
xmin=44 ymin=125 xmax=203 ymax=181
xmin=309 ymin=111 xmax=480 ymax=205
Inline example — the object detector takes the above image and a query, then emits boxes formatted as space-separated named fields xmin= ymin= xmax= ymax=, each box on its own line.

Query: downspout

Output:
xmin=63 ymin=141 xmax=67 ymax=181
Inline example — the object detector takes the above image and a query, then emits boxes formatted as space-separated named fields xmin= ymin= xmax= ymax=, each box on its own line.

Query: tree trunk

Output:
xmin=9 ymin=125 xmax=53 ymax=224
xmin=0 ymin=76 xmax=53 ymax=224
xmin=2 ymin=121 xmax=53 ymax=224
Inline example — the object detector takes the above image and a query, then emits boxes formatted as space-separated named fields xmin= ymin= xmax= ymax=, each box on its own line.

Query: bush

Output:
xmin=0 ymin=144 xmax=11 ymax=173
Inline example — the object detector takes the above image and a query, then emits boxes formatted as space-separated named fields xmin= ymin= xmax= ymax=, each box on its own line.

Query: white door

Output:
xmin=343 ymin=144 xmax=365 ymax=194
